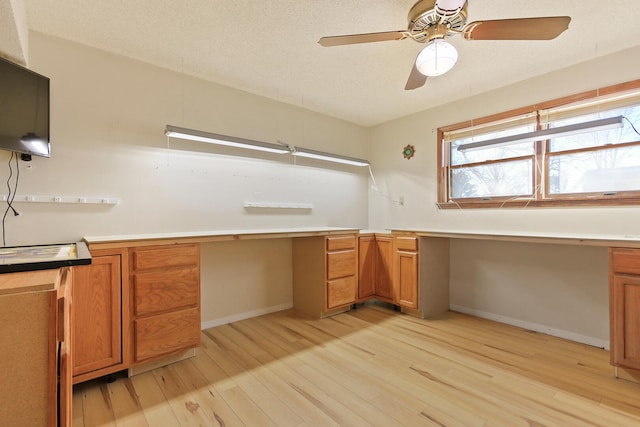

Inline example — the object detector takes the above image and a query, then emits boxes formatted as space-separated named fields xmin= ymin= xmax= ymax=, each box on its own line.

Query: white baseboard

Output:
xmin=449 ymin=304 xmax=609 ymax=350
xmin=201 ymin=302 xmax=293 ymax=330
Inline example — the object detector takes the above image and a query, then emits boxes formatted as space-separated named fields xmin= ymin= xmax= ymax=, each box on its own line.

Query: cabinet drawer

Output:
xmin=327 ymin=235 xmax=356 ymax=251
xmin=134 ymin=308 xmax=200 ymax=362
xmin=395 ymin=236 xmax=418 ymax=251
xmin=133 ymin=268 xmax=199 ymax=316
xmin=612 ymin=249 xmax=640 ymax=275
xmin=131 ymin=244 xmax=199 ymax=271
xmin=327 ymin=276 xmax=356 ymax=309
xmin=327 ymin=250 xmax=356 ymax=280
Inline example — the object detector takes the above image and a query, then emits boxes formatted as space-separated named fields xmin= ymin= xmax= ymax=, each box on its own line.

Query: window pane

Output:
xmin=549 ymin=106 xmax=640 ymax=152
xmin=450 ymin=125 xmax=535 ymax=166
xmin=450 ymin=159 xmax=533 ymax=199
xmin=548 ymin=145 xmax=640 ymax=194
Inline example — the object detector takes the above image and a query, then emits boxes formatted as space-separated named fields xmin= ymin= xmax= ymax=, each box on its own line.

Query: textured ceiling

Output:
xmin=23 ymin=0 xmax=640 ymax=126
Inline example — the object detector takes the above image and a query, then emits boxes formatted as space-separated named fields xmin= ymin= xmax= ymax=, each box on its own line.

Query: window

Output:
xmin=437 ymin=80 xmax=640 ymax=208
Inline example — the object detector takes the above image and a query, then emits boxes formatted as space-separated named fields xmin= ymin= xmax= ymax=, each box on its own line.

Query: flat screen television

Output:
xmin=0 ymin=56 xmax=50 ymax=158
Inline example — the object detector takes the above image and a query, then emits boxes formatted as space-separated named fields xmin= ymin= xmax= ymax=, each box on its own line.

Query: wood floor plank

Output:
xmin=218 ymin=385 xmax=277 ymax=426
xmin=73 ymin=305 xmax=640 ymax=427
xmin=172 ymin=359 xmax=245 ymax=426
xmin=105 ymin=377 xmax=149 ymax=427
xmin=129 ymin=371 xmax=181 ymax=426
xmin=150 ymin=365 xmax=214 ymax=426
xmin=72 ymin=385 xmax=85 ymax=427
xmin=77 ymin=380 xmax=116 ymax=426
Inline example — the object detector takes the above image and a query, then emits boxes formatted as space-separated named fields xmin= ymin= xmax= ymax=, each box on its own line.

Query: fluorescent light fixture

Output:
xmin=292 ymin=147 xmax=370 ymax=167
xmin=165 ymin=125 xmax=290 ymax=154
xmin=457 ymin=115 xmax=624 ymax=152
xmin=165 ymin=125 xmax=371 ymax=167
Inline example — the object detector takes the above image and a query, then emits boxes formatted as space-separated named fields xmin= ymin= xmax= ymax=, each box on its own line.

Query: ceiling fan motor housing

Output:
xmin=408 ymin=0 xmax=468 ymax=43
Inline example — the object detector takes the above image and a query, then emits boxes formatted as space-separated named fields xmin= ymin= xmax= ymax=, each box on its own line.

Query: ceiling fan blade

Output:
xmin=463 ymin=16 xmax=571 ymax=40
xmin=405 ymin=56 xmax=427 ymax=90
xmin=318 ymin=30 xmax=408 ymax=47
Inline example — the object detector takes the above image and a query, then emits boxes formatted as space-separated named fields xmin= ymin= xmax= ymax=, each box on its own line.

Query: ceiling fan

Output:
xmin=318 ymin=0 xmax=571 ymax=90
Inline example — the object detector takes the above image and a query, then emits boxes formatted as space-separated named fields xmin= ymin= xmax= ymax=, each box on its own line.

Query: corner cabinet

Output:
xmin=72 ymin=249 xmax=126 ymax=383
xmin=358 ymin=234 xmax=393 ymax=302
xmin=358 ymin=235 xmax=376 ymax=300
xmin=293 ymin=233 xmax=358 ymax=318
xmin=375 ymin=236 xmax=394 ymax=301
xmin=357 ymin=233 xmax=449 ymax=319
xmin=610 ymin=248 xmax=640 ymax=371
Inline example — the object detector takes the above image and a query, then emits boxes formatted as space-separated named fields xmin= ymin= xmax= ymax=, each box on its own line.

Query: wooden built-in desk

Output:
xmin=395 ymin=229 xmax=640 ymax=248
xmin=79 ymin=227 xmax=640 ymax=383
xmin=394 ymin=228 xmax=640 ymax=383
xmin=84 ymin=227 xmax=360 ymax=249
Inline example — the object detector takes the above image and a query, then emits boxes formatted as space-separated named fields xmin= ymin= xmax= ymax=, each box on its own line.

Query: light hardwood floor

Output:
xmin=73 ymin=304 xmax=640 ymax=426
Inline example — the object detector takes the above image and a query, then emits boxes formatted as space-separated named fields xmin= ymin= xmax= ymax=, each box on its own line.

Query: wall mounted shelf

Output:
xmin=243 ymin=202 xmax=313 ymax=209
xmin=2 ymin=195 xmax=119 ymax=205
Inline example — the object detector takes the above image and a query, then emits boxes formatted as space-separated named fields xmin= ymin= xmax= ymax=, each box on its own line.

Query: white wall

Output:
xmin=369 ymin=46 xmax=640 ymax=236
xmin=4 ymin=31 xmax=638 ymax=342
xmin=449 ymin=240 xmax=609 ymax=347
xmin=1 ymin=33 xmax=370 ymax=324
xmin=369 ymin=45 xmax=640 ymax=345
xmin=1 ymin=33 xmax=369 ymax=247
xmin=200 ymin=239 xmax=293 ymax=327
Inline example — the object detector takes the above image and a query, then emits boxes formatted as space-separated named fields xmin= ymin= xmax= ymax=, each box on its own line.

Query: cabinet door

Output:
xmin=58 ymin=268 xmax=73 ymax=427
xmin=396 ymin=250 xmax=418 ymax=309
xmin=375 ymin=237 xmax=394 ymax=301
xmin=611 ymin=274 xmax=640 ymax=370
xmin=358 ymin=236 xmax=376 ymax=299
xmin=72 ymin=254 xmax=122 ymax=377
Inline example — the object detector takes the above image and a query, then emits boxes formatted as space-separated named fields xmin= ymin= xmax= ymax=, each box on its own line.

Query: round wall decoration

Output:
xmin=403 ymin=144 xmax=415 ymax=160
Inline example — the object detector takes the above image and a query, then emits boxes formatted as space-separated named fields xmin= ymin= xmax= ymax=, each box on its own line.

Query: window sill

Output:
xmin=437 ymin=196 xmax=640 ymax=209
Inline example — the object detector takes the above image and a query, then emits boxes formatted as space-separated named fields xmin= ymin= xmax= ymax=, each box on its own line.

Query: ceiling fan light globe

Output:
xmin=416 ymin=39 xmax=458 ymax=77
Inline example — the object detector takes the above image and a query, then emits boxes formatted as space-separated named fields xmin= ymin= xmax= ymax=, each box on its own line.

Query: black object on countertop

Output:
xmin=0 ymin=241 xmax=92 ymax=274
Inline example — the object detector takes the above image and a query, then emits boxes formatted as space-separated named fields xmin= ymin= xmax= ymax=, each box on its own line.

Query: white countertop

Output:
xmin=391 ymin=228 xmax=640 ymax=248
xmin=84 ymin=227 xmax=360 ymax=246
xmin=83 ymin=226 xmax=640 ymax=249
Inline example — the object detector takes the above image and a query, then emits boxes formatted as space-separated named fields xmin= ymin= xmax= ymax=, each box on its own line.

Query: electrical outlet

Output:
xmin=53 ymin=196 xmax=62 ymax=202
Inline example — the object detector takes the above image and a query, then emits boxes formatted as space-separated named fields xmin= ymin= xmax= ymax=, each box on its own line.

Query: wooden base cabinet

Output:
xmin=358 ymin=234 xmax=393 ymax=302
xmin=358 ymin=233 xmax=449 ymax=319
xmin=130 ymin=243 xmax=201 ymax=364
xmin=358 ymin=235 xmax=376 ymax=300
xmin=610 ymin=248 xmax=640 ymax=370
xmin=394 ymin=234 xmax=450 ymax=318
xmin=375 ymin=236 xmax=394 ymax=301
xmin=394 ymin=235 xmax=419 ymax=309
xmin=73 ymin=242 xmax=201 ymax=382
xmin=72 ymin=250 xmax=125 ymax=383
xmin=0 ymin=268 xmax=71 ymax=426
xmin=293 ymin=233 xmax=358 ymax=318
